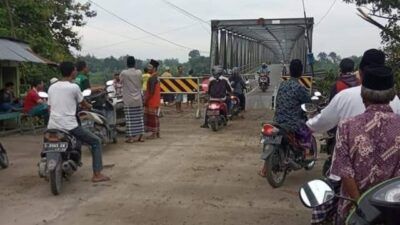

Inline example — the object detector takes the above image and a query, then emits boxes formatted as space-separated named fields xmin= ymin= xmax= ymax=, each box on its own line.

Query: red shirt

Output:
xmin=23 ymin=89 xmax=40 ymax=113
xmin=145 ymin=76 xmax=161 ymax=108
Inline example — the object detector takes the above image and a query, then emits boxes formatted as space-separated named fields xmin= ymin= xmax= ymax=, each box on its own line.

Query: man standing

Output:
xmin=144 ymin=59 xmax=161 ymax=139
xmin=330 ymin=65 xmax=400 ymax=224
xmin=23 ymin=80 xmax=49 ymax=122
xmin=48 ymin=61 xmax=110 ymax=183
xmin=113 ymin=73 xmax=123 ymax=98
xmin=120 ymin=56 xmax=145 ymax=143
xmin=161 ymin=67 xmax=173 ymax=105
xmin=175 ymin=65 xmax=184 ymax=113
xmin=75 ymin=60 xmax=91 ymax=91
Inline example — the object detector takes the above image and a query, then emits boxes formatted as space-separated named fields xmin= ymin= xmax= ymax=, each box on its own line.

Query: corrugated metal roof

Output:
xmin=0 ymin=38 xmax=46 ymax=63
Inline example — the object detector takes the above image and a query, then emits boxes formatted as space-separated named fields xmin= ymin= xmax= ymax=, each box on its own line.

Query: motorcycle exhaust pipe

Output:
xmin=287 ymin=159 xmax=302 ymax=170
xmin=62 ymin=160 xmax=78 ymax=174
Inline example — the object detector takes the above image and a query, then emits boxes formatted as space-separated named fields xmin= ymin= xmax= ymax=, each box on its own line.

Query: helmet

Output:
xmin=212 ymin=65 xmax=223 ymax=78
xmin=50 ymin=77 xmax=58 ymax=84
xmin=232 ymin=67 xmax=239 ymax=75
xmin=262 ymin=63 xmax=267 ymax=68
xmin=227 ymin=69 xmax=233 ymax=76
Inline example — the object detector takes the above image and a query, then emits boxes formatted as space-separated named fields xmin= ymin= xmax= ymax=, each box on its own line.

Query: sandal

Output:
xmin=257 ymin=170 xmax=267 ymax=178
xmin=92 ymin=174 xmax=111 ymax=183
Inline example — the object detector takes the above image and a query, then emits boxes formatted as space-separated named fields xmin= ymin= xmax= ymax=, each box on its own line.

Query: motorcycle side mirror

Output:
xmin=82 ymin=89 xmax=92 ymax=97
xmin=38 ymin=91 xmax=48 ymax=98
xmin=106 ymin=80 xmax=114 ymax=86
xmin=314 ymin=91 xmax=322 ymax=97
xmin=311 ymin=96 xmax=319 ymax=101
xmin=301 ymin=103 xmax=318 ymax=113
xmin=299 ymin=179 xmax=335 ymax=208
xmin=245 ymin=80 xmax=250 ymax=85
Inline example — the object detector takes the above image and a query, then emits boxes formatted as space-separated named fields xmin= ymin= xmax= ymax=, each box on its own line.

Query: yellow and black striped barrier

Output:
xmin=281 ymin=76 xmax=313 ymax=90
xmin=159 ymin=77 xmax=201 ymax=118
xmin=159 ymin=77 xmax=199 ymax=93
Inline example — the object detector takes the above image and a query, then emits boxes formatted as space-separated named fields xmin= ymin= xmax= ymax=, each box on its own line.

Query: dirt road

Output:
xmin=0 ymin=66 xmax=322 ymax=225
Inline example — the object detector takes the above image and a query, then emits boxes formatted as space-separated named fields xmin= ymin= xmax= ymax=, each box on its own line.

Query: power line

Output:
xmin=161 ymin=0 xmax=210 ymax=34
xmin=315 ymin=0 xmax=338 ymax=26
xmin=88 ymin=0 xmax=208 ymax=53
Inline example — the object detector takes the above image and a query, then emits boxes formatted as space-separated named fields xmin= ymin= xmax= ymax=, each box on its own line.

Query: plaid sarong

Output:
xmin=311 ymin=179 xmax=340 ymax=224
xmin=124 ymin=106 xmax=144 ymax=137
xmin=144 ymin=107 xmax=159 ymax=133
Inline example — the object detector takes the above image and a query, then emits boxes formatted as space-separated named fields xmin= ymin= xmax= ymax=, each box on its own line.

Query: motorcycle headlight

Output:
xmin=370 ymin=178 xmax=400 ymax=207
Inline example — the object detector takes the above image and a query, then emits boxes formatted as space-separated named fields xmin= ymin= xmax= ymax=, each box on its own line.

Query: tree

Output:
xmin=343 ymin=0 xmax=399 ymax=83
xmin=318 ymin=52 xmax=328 ymax=61
xmin=328 ymin=52 xmax=341 ymax=64
xmin=188 ymin=50 xmax=200 ymax=59
xmin=0 ymin=0 xmax=96 ymax=61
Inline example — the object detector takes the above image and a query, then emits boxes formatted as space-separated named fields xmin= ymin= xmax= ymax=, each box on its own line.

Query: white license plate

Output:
xmin=261 ymin=136 xmax=282 ymax=144
xmin=81 ymin=120 xmax=94 ymax=127
xmin=43 ymin=142 xmax=68 ymax=153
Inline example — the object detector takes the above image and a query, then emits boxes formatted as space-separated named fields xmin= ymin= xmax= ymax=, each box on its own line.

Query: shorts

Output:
xmin=175 ymin=94 xmax=183 ymax=102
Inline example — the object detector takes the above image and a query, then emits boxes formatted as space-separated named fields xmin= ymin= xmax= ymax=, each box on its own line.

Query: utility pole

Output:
xmin=4 ymin=0 xmax=16 ymax=38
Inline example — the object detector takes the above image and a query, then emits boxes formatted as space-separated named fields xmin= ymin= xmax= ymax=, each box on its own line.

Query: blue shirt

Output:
xmin=274 ymin=78 xmax=311 ymax=131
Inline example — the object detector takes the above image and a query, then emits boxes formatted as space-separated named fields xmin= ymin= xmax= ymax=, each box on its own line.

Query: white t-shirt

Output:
xmin=47 ymin=81 xmax=84 ymax=131
xmin=307 ymin=85 xmax=400 ymax=132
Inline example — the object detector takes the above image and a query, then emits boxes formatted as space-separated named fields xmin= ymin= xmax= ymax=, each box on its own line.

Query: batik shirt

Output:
xmin=274 ymin=78 xmax=311 ymax=132
xmin=330 ymin=104 xmax=400 ymax=223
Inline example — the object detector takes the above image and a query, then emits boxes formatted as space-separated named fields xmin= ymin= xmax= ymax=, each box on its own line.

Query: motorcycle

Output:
xmin=206 ymin=100 xmax=228 ymax=132
xmin=260 ymin=104 xmax=318 ymax=188
xmin=258 ymin=73 xmax=270 ymax=92
xmin=78 ymin=89 xmax=118 ymax=144
xmin=299 ymin=177 xmax=400 ymax=225
xmin=105 ymin=80 xmax=125 ymax=128
xmin=0 ymin=142 xmax=9 ymax=169
xmin=229 ymin=95 xmax=241 ymax=119
xmin=37 ymin=92 xmax=82 ymax=195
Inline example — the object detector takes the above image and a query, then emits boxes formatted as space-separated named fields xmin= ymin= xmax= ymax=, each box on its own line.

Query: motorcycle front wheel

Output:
xmin=266 ymin=148 xmax=287 ymax=188
xmin=0 ymin=150 xmax=9 ymax=169
xmin=50 ymin=161 xmax=63 ymax=195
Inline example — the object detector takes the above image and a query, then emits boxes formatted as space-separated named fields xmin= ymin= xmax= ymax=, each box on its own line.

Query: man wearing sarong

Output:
xmin=144 ymin=59 xmax=161 ymax=139
xmin=120 ymin=56 xmax=145 ymax=143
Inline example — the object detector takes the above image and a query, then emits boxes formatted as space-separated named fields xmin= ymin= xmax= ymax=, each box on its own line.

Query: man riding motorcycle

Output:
xmin=258 ymin=63 xmax=271 ymax=85
xmin=258 ymin=59 xmax=311 ymax=177
xmin=47 ymin=62 xmax=110 ymax=183
xmin=200 ymin=65 xmax=233 ymax=128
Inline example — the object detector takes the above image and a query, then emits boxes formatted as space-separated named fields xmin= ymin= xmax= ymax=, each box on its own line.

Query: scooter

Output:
xmin=258 ymin=72 xmax=270 ymax=92
xmin=206 ymin=100 xmax=228 ymax=132
xmin=0 ymin=142 xmax=9 ymax=169
xmin=105 ymin=80 xmax=125 ymax=127
xmin=230 ymin=95 xmax=241 ymax=119
xmin=299 ymin=177 xmax=400 ymax=225
xmin=260 ymin=103 xmax=318 ymax=188
xmin=78 ymin=89 xmax=118 ymax=144
xmin=37 ymin=92 xmax=82 ymax=195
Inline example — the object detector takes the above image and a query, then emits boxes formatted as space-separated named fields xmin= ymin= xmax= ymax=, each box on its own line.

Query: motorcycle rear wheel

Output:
xmin=210 ymin=122 xmax=218 ymax=132
xmin=50 ymin=162 xmax=63 ymax=195
xmin=266 ymin=149 xmax=287 ymax=188
xmin=0 ymin=150 xmax=9 ymax=169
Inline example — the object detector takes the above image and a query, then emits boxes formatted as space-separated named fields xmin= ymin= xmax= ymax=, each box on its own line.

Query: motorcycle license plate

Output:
xmin=207 ymin=110 xmax=220 ymax=116
xmin=261 ymin=136 xmax=282 ymax=144
xmin=81 ymin=119 xmax=94 ymax=127
xmin=43 ymin=142 xmax=68 ymax=153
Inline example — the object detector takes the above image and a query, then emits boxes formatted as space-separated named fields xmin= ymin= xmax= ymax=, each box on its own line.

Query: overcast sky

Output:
xmin=75 ymin=0 xmax=383 ymax=62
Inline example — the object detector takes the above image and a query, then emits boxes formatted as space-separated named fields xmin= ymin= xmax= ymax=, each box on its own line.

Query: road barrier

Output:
xmin=281 ymin=75 xmax=313 ymax=92
xmin=159 ymin=77 xmax=201 ymax=118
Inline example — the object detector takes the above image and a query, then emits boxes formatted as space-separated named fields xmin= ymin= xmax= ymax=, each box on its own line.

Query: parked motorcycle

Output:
xmin=206 ymin=101 xmax=228 ymax=132
xmin=78 ymin=89 xmax=118 ymax=144
xmin=299 ymin=177 xmax=400 ymax=225
xmin=258 ymin=72 xmax=270 ymax=92
xmin=105 ymin=80 xmax=125 ymax=127
xmin=260 ymin=103 xmax=318 ymax=188
xmin=0 ymin=142 xmax=9 ymax=169
xmin=36 ymin=92 xmax=81 ymax=195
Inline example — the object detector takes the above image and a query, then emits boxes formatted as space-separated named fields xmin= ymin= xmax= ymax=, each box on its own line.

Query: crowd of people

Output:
xmin=270 ymin=48 xmax=400 ymax=224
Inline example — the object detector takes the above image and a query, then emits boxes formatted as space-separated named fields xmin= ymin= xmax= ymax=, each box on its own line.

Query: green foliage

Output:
xmin=343 ymin=0 xmax=399 ymax=88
